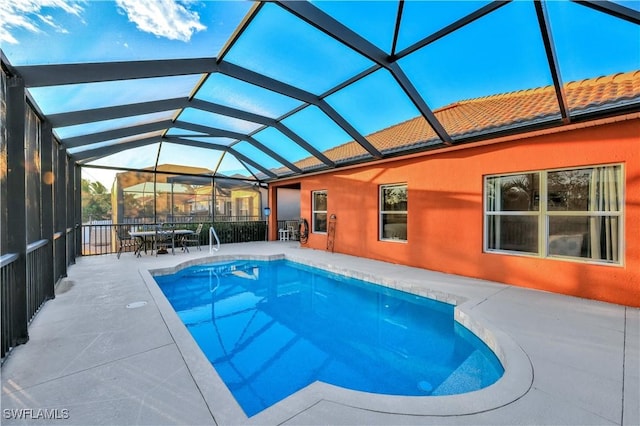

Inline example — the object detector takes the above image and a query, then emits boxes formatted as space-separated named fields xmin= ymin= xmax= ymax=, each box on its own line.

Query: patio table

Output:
xmin=129 ymin=229 xmax=194 ymax=257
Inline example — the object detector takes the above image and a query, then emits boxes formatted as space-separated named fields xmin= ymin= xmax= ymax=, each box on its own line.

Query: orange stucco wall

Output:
xmin=269 ymin=119 xmax=640 ymax=307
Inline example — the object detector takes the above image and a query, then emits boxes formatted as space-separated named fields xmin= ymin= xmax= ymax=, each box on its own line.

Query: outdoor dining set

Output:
xmin=116 ymin=223 xmax=203 ymax=258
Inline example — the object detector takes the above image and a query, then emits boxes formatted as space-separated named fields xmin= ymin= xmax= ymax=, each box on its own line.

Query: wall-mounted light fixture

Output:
xmin=263 ymin=207 xmax=270 ymax=241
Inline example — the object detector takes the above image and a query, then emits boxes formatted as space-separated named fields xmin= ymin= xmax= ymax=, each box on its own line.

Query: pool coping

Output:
xmin=142 ymin=254 xmax=534 ymax=424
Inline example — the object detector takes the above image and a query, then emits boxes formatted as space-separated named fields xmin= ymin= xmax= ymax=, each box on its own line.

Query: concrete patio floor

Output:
xmin=1 ymin=242 xmax=638 ymax=425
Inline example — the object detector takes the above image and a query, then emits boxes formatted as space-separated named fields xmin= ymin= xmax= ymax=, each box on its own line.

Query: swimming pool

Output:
xmin=154 ymin=259 xmax=504 ymax=417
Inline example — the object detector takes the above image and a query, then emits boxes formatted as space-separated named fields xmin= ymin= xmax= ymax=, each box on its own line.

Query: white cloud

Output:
xmin=115 ymin=0 xmax=206 ymax=42
xmin=0 ymin=0 xmax=83 ymax=44
xmin=37 ymin=13 xmax=69 ymax=34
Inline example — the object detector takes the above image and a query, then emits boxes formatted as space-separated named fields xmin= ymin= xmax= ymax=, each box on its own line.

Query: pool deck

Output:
xmin=1 ymin=241 xmax=638 ymax=425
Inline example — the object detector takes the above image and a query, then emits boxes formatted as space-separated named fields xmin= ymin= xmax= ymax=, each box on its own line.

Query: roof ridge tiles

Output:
xmin=287 ymin=69 xmax=639 ymax=172
xmin=453 ymin=69 xmax=640 ymax=105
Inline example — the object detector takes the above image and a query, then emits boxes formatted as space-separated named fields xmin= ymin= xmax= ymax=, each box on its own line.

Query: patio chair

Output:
xmin=181 ymin=223 xmax=203 ymax=252
xmin=154 ymin=224 xmax=176 ymax=256
xmin=286 ymin=220 xmax=299 ymax=241
xmin=115 ymin=225 xmax=136 ymax=259
xmin=278 ymin=227 xmax=290 ymax=241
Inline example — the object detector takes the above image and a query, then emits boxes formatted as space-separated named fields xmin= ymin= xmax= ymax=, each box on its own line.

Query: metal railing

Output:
xmin=81 ymin=220 xmax=268 ymax=256
xmin=2 ymin=226 xmax=80 ymax=361
xmin=53 ymin=232 xmax=66 ymax=283
xmin=66 ymin=227 xmax=76 ymax=265
xmin=209 ymin=227 xmax=220 ymax=253
xmin=275 ymin=219 xmax=301 ymax=241
xmin=26 ymin=240 xmax=52 ymax=322
xmin=1 ymin=239 xmax=55 ymax=360
xmin=1 ymin=253 xmax=19 ymax=359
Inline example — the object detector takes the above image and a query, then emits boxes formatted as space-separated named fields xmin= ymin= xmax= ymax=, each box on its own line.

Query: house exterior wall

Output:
xmin=231 ymin=189 xmax=259 ymax=218
xmin=270 ymin=118 xmax=640 ymax=307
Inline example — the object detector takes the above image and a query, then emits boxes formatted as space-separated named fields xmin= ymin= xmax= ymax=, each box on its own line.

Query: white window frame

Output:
xmin=312 ymin=190 xmax=327 ymax=234
xmin=379 ymin=183 xmax=408 ymax=242
xmin=484 ymin=164 xmax=624 ymax=265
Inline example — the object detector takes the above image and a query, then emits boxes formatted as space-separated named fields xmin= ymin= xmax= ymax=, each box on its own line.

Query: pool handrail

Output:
xmin=209 ymin=226 xmax=220 ymax=253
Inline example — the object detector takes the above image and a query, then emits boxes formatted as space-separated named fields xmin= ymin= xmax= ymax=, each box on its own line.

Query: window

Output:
xmin=236 ymin=197 xmax=253 ymax=218
xmin=380 ymin=184 xmax=407 ymax=241
xmin=485 ymin=164 xmax=622 ymax=264
xmin=485 ymin=173 xmax=540 ymax=254
xmin=312 ymin=190 xmax=327 ymax=233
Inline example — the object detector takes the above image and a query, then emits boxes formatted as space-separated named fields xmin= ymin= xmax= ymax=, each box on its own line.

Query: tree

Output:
xmin=82 ymin=179 xmax=111 ymax=222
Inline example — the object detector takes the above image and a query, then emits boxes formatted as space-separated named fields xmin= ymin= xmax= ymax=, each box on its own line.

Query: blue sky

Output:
xmin=1 ymin=0 xmax=638 ymax=187
xmin=1 ymin=0 xmax=252 ymax=64
xmin=3 ymin=1 xmax=637 ymax=97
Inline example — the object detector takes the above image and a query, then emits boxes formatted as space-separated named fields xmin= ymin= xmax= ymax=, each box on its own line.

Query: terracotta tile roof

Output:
xmin=292 ymin=70 xmax=640 ymax=172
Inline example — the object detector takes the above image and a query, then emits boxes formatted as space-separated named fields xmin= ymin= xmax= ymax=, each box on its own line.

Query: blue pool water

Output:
xmin=154 ymin=260 xmax=504 ymax=416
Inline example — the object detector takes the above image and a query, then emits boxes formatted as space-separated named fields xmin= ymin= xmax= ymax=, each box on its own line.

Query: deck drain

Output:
xmin=126 ymin=301 xmax=148 ymax=309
